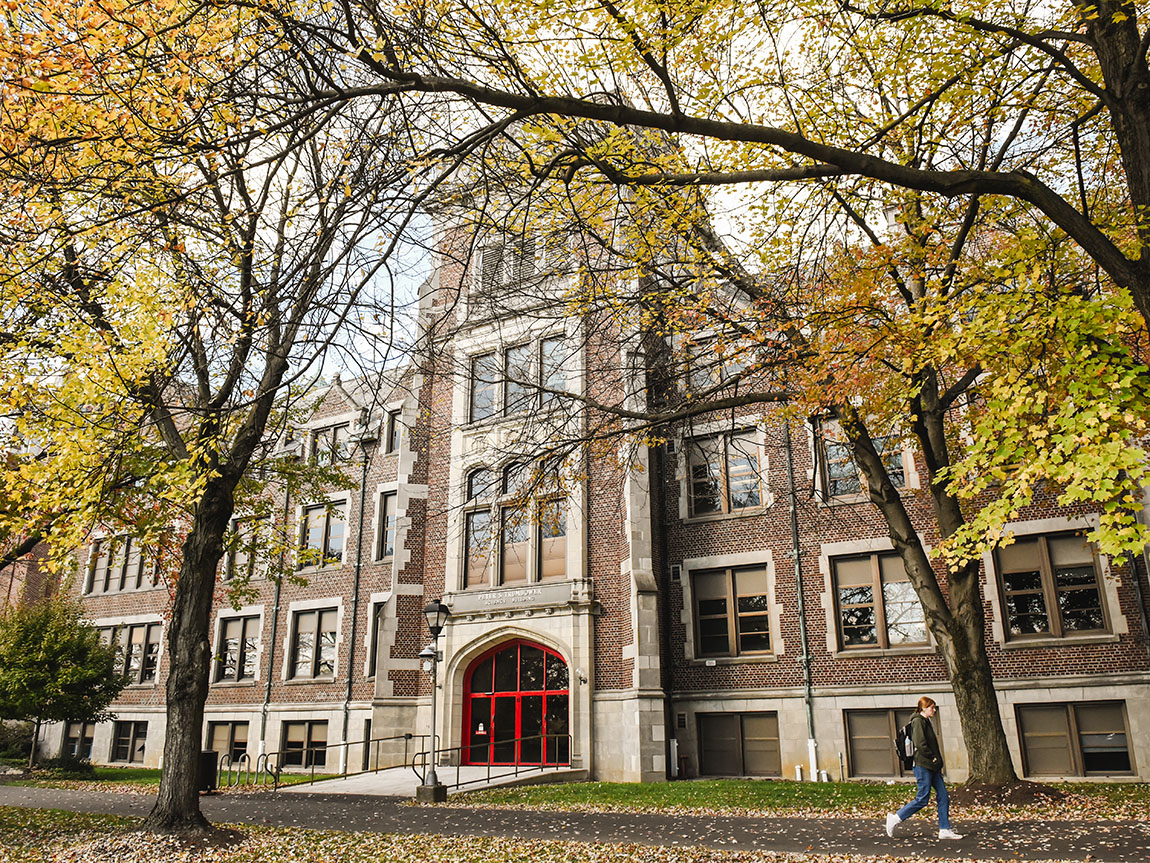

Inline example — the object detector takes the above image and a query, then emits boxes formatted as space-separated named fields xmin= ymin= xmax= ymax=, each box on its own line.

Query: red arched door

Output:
xmin=462 ymin=640 xmax=570 ymax=765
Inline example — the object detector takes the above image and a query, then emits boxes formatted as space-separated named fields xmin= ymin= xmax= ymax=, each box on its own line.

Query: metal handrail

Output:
xmin=412 ymin=732 xmax=573 ymax=792
xmin=259 ymin=732 xmax=428 ymax=790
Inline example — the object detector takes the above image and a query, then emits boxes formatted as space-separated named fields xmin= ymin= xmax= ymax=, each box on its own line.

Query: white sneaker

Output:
xmin=885 ymin=813 xmax=900 ymax=837
xmin=938 ymin=829 xmax=963 ymax=840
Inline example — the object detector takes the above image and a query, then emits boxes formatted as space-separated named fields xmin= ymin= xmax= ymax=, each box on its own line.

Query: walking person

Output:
xmin=885 ymin=696 xmax=963 ymax=840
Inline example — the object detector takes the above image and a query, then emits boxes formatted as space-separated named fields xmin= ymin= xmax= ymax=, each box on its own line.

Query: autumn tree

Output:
xmin=251 ymin=0 xmax=1150 ymax=786
xmin=1 ymin=0 xmax=447 ymax=833
xmin=0 ymin=595 xmax=124 ymax=768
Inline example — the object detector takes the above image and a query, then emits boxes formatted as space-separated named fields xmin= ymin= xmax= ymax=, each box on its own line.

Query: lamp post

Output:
xmin=416 ymin=599 xmax=450 ymax=803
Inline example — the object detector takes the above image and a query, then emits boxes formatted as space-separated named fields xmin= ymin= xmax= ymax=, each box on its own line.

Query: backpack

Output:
xmin=895 ymin=719 xmax=915 ymax=770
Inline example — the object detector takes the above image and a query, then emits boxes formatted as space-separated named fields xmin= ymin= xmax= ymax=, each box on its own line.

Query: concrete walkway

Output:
xmin=277 ymin=764 xmax=585 ymax=796
xmin=2 ymin=783 xmax=1148 ymax=862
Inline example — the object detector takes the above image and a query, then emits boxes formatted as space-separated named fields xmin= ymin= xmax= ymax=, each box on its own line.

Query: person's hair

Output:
xmin=917 ymin=695 xmax=937 ymax=712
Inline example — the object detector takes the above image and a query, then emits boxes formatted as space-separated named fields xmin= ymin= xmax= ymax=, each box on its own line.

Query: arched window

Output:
xmin=463 ymin=640 xmax=569 ymax=765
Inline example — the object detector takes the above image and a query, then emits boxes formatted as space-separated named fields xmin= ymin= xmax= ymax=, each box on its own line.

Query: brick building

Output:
xmin=45 ymin=228 xmax=1150 ymax=784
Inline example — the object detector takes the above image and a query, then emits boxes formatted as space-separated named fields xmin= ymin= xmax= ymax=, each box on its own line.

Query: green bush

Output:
xmin=37 ymin=754 xmax=96 ymax=779
xmin=0 ymin=722 xmax=33 ymax=760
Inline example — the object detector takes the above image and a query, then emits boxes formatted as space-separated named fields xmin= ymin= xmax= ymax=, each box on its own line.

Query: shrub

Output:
xmin=0 ymin=721 xmax=33 ymax=760
xmin=38 ymin=753 xmax=97 ymax=779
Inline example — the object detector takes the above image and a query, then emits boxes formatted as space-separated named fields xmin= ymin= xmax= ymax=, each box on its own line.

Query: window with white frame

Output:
xmin=819 ymin=422 xmax=905 ymax=499
xmin=376 ymin=491 xmax=397 ymax=560
xmin=214 ymin=615 xmax=259 ymax=682
xmin=84 ymin=536 xmax=154 ymax=594
xmin=298 ymin=502 xmax=345 ymax=569
xmin=994 ymin=532 xmax=1107 ymax=639
xmin=832 ymin=552 xmax=927 ymax=649
xmin=289 ymin=608 xmax=337 ymax=679
xmin=687 ymin=430 xmax=763 ymax=517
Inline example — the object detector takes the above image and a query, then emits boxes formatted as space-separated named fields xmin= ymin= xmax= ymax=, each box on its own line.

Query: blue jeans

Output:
xmin=896 ymin=766 xmax=950 ymax=830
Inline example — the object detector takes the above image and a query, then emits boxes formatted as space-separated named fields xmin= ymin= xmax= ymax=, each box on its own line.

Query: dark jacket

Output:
xmin=910 ymin=712 xmax=944 ymax=771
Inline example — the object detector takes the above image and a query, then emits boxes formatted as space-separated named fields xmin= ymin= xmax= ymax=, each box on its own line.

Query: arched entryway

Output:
xmin=462 ymin=640 xmax=570 ymax=765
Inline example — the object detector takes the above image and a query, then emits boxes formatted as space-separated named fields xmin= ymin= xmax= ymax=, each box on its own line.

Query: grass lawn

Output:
xmin=13 ymin=765 xmax=338 ymax=792
xmin=454 ymin=778 xmax=1150 ymax=820
xmin=0 ymin=806 xmax=877 ymax=863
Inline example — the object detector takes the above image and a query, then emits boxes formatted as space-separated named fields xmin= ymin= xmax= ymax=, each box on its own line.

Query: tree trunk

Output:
xmin=28 ymin=717 xmax=40 ymax=769
xmin=937 ymin=561 xmax=1017 ymax=784
xmin=142 ymin=476 xmax=236 ymax=834
xmin=839 ymin=404 xmax=1019 ymax=785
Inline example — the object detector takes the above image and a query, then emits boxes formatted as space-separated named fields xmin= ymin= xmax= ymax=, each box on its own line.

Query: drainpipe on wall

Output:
xmin=652 ymin=438 xmax=676 ymax=779
xmin=259 ymin=476 xmax=293 ymax=754
xmin=784 ymin=416 xmax=818 ymax=780
xmin=340 ymin=427 xmax=374 ymax=773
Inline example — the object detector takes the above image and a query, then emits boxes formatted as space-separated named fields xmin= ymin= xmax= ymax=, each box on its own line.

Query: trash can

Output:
xmin=677 ymin=754 xmax=690 ymax=780
xmin=198 ymin=750 xmax=218 ymax=793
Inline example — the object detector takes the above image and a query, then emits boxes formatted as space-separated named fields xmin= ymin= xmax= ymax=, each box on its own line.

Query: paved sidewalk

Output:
xmin=2 ymin=784 xmax=1148 ymax=862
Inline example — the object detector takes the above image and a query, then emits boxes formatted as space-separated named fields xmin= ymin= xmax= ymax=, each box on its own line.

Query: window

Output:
xmin=367 ymin=601 xmax=387 ymax=678
xmin=845 ymin=708 xmax=918 ymax=777
xmin=311 ymin=424 xmax=350 ymax=465
xmin=698 ymin=712 xmax=780 ymax=776
xmin=100 ymin=622 xmax=161 ymax=684
xmin=64 ymin=722 xmax=95 ymax=760
xmin=470 ymin=335 xmax=567 ymax=422
xmin=289 ymin=608 xmax=337 ymax=679
xmin=385 ymin=411 xmax=401 ymax=453
xmin=538 ymin=336 xmax=565 ymax=407
xmin=1017 ymin=701 xmax=1133 ymax=776
xmin=819 ymin=424 xmax=905 ymax=498
xmin=687 ymin=431 xmax=762 ymax=517
xmin=464 ymin=468 xmax=496 ymax=588
xmin=464 ymin=463 xmax=568 ymax=588
xmin=504 ymin=343 xmax=534 ymax=415
xmin=470 ymin=352 xmax=499 ymax=422
xmin=207 ymin=721 xmax=249 ymax=762
xmin=111 ymin=721 xmax=148 ymax=763
xmin=692 ymin=566 xmax=771 ymax=657
xmin=298 ymin=502 xmax=345 ymax=569
xmin=995 ymin=533 xmax=1106 ymax=639
xmin=376 ymin=492 xmax=397 ymax=560
xmin=479 ymin=235 xmax=536 ymax=292
xmin=226 ymin=517 xmax=268 ymax=581
xmin=214 ymin=615 xmax=259 ymax=682
xmin=688 ymin=338 xmax=752 ymax=393
xmin=832 ymin=552 xmax=927 ymax=649
xmin=281 ymin=720 xmax=327 ymax=768
xmin=85 ymin=536 xmax=153 ymax=594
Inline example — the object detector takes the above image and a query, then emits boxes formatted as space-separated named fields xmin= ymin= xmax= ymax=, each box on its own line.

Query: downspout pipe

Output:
xmin=341 ymin=426 xmax=373 ymax=773
xmin=784 ymin=416 xmax=817 ymax=779
xmin=260 ymin=479 xmax=292 ymax=754
xmin=652 ymin=439 xmax=676 ymax=779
